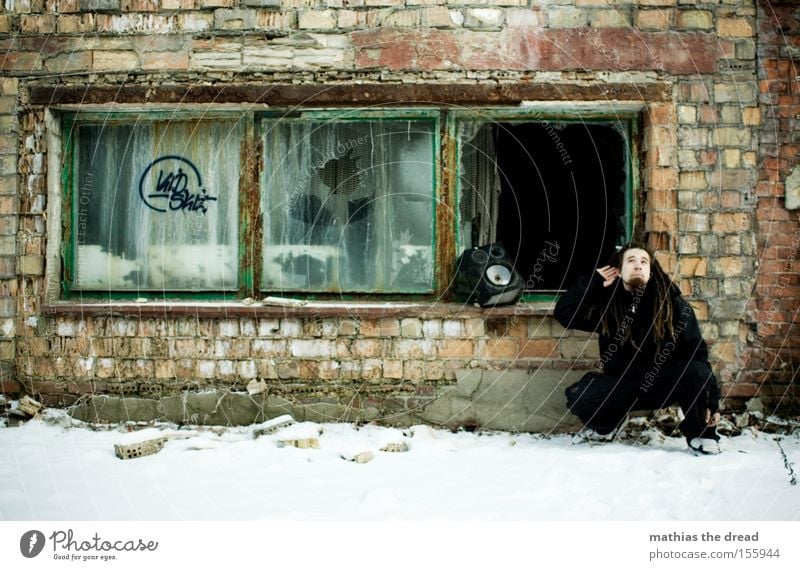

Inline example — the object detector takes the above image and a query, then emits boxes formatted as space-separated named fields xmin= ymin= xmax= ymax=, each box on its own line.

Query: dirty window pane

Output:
xmin=72 ymin=120 xmax=242 ymax=291
xmin=261 ymin=119 xmax=435 ymax=292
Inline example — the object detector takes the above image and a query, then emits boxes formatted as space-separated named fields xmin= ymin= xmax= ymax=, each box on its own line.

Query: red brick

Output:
xmin=67 ymin=382 xmax=100 ymax=395
xmin=698 ymin=105 xmax=718 ymax=123
xmin=0 ymin=52 xmax=43 ymax=72
xmin=699 ymin=150 xmax=717 ymax=166
xmin=142 ymin=52 xmax=189 ymax=71
xmin=484 ymin=338 xmax=519 ymax=359
xmin=31 ymin=381 xmax=61 ymax=394
xmin=723 ymin=382 xmax=759 ymax=398
xmin=700 ymin=193 xmax=719 ymax=209
xmin=360 ymin=319 xmax=381 ymax=337
xmin=351 ymin=28 xmax=717 ymax=74
xmin=0 ymin=380 xmax=22 ymax=395
xmin=757 ymin=200 xmax=793 ymax=221
xmin=438 ymin=339 xmax=475 ymax=359
xmin=720 ymin=191 xmax=741 ymax=208
xmin=645 ymin=103 xmax=674 ymax=126
xmin=121 ymin=0 xmax=159 ymax=10
xmin=518 ymin=339 xmax=558 ymax=358
xmin=647 ymin=189 xmax=676 ymax=209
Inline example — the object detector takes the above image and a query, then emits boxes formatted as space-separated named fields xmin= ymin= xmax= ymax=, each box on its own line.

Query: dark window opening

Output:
xmin=459 ymin=120 xmax=631 ymax=292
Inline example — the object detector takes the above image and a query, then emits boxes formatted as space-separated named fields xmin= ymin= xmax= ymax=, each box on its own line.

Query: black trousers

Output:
xmin=565 ymin=361 xmax=719 ymax=441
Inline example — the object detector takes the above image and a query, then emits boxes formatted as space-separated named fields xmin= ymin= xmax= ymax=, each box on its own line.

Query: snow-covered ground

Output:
xmin=1 ymin=410 xmax=798 ymax=521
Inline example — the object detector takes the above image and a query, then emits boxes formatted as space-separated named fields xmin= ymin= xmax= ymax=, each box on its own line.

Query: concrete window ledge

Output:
xmin=41 ymin=300 xmax=556 ymax=319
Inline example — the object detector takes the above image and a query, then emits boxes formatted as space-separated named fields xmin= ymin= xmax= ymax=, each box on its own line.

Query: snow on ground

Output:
xmin=0 ymin=410 xmax=798 ymax=521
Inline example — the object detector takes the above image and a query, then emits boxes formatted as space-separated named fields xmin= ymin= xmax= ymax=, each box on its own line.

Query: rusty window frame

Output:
xmin=55 ymin=105 xmax=639 ymax=303
xmin=256 ymin=108 xmax=440 ymax=296
xmin=57 ymin=108 xmax=446 ymax=300
xmin=59 ymin=109 xmax=257 ymax=301
xmin=450 ymin=107 xmax=639 ymax=301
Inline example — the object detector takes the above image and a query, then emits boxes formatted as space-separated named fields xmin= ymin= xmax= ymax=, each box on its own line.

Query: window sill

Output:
xmin=41 ymin=299 xmax=556 ymax=319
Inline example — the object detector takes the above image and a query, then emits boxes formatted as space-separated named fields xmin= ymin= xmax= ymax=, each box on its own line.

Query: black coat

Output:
xmin=554 ymin=271 xmax=721 ymax=410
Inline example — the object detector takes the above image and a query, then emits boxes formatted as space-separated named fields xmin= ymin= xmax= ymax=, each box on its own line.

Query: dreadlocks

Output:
xmin=598 ymin=242 xmax=676 ymax=352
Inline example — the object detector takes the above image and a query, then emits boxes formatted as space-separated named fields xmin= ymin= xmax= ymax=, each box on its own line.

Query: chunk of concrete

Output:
xmin=114 ymin=437 xmax=167 ymax=460
xmin=380 ymin=442 xmax=409 ymax=453
xmin=160 ymin=391 xmax=264 ymax=426
xmin=419 ymin=369 xmax=583 ymax=433
xmin=253 ymin=414 xmax=295 ymax=438
xmin=69 ymin=395 xmax=160 ymax=424
xmin=277 ymin=438 xmax=320 ymax=449
xmin=341 ymin=451 xmax=374 ymax=464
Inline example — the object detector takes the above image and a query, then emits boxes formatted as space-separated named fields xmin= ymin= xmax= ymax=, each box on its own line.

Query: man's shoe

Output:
xmin=688 ymin=437 xmax=721 ymax=455
xmin=572 ymin=428 xmax=615 ymax=445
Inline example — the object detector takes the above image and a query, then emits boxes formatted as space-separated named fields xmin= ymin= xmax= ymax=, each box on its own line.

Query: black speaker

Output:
xmin=452 ymin=242 xmax=524 ymax=307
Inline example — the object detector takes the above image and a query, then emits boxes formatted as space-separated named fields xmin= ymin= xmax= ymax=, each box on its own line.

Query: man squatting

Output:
xmin=554 ymin=242 xmax=722 ymax=455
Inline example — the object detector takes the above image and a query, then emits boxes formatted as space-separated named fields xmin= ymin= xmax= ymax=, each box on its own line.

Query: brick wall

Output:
xmin=0 ymin=74 xmax=19 ymax=399
xmin=746 ymin=0 xmax=800 ymax=412
xmin=19 ymin=312 xmax=595 ymax=407
xmin=0 ymin=0 xmax=783 ymax=425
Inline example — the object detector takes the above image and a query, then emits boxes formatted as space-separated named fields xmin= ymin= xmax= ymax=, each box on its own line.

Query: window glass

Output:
xmin=261 ymin=118 xmax=436 ymax=293
xmin=71 ymin=119 xmax=243 ymax=291
xmin=61 ymin=109 xmax=633 ymax=299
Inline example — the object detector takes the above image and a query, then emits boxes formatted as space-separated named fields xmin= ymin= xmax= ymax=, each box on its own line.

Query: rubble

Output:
xmin=16 ymin=396 xmax=43 ymax=418
xmin=246 ymin=379 xmax=268 ymax=396
xmin=341 ymin=451 xmax=374 ymax=464
xmin=3 ymin=396 xmax=44 ymax=425
xmin=114 ymin=437 xmax=168 ymax=460
xmin=253 ymin=414 xmax=295 ymax=437
xmin=380 ymin=442 xmax=409 ymax=453
xmin=276 ymin=438 xmax=320 ymax=449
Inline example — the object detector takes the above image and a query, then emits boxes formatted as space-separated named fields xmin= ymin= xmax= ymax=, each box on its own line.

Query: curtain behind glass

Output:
xmin=262 ymin=119 xmax=435 ymax=293
xmin=73 ymin=119 xmax=242 ymax=291
xmin=459 ymin=122 xmax=500 ymax=250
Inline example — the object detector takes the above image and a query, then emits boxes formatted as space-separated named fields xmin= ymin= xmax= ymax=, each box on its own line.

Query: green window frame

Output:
xmin=452 ymin=109 xmax=637 ymax=301
xmin=259 ymin=109 xmax=439 ymax=294
xmin=58 ymin=107 xmax=635 ymax=301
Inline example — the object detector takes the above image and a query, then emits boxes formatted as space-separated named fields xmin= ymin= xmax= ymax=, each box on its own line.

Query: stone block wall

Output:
xmin=0 ymin=0 xmax=789 ymax=426
xmin=20 ymin=309 xmax=594 ymax=427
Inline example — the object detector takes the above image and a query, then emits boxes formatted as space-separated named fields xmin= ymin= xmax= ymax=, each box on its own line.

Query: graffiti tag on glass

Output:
xmin=139 ymin=155 xmax=217 ymax=214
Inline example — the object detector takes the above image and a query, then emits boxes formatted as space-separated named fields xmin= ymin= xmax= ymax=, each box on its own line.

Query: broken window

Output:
xmin=59 ymin=108 xmax=634 ymax=299
xmin=261 ymin=114 xmax=436 ymax=293
xmin=458 ymin=118 xmax=632 ymax=293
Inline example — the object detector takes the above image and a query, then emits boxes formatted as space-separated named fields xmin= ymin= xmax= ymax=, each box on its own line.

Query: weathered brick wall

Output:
xmin=0 ymin=0 xmax=778 ymax=425
xmin=0 ymin=73 xmax=19 ymax=398
xmin=746 ymin=0 xmax=800 ymax=413
xmin=19 ymin=312 xmax=593 ymax=406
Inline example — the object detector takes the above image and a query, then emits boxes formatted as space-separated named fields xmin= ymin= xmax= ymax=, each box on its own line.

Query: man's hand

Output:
xmin=596 ymin=265 xmax=620 ymax=287
xmin=705 ymin=409 xmax=720 ymax=427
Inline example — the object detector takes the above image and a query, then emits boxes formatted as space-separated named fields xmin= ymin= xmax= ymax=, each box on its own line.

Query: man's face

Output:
xmin=620 ymin=248 xmax=650 ymax=291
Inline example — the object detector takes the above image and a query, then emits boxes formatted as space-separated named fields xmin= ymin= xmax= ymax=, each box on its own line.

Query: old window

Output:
xmin=457 ymin=113 xmax=633 ymax=294
xmin=58 ymin=107 xmax=634 ymax=300
xmin=64 ymin=113 xmax=244 ymax=294
xmin=261 ymin=111 xmax=437 ymax=293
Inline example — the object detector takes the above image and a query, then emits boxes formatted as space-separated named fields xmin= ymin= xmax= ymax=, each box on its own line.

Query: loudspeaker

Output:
xmin=452 ymin=242 xmax=524 ymax=307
